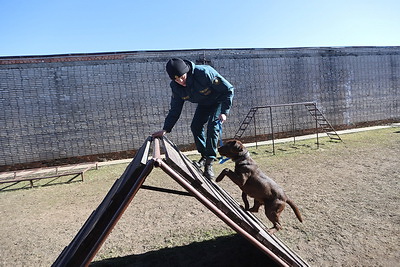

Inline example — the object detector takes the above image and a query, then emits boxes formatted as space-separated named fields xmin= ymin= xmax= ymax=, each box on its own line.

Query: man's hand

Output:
xmin=219 ymin=114 xmax=227 ymax=123
xmin=152 ymin=130 xmax=166 ymax=137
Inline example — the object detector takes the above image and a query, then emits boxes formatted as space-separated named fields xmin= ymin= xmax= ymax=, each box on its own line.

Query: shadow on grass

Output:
xmin=90 ymin=234 xmax=279 ymax=267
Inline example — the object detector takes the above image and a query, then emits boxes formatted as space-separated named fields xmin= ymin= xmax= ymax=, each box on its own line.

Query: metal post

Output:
xmin=291 ymin=105 xmax=296 ymax=145
xmin=254 ymin=111 xmax=257 ymax=149
xmin=269 ymin=106 xmax=275 ymax=155
xmin=314 ymin=103 xmax=319 ymax=148
xmin=153 ymin=137 xmax=161 ymax=159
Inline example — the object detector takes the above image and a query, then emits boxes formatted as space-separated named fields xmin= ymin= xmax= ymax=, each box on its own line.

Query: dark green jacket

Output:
xmin=163 ymin=61 xmax=234 ymax=133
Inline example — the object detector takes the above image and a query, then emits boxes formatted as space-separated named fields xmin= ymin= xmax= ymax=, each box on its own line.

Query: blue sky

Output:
xmin=1 ymin=0 xmax=399 ymax=57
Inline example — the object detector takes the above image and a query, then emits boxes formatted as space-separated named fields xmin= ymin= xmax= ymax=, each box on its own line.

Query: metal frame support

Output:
xmin=235 ymin=101 xmax=341 ymax=154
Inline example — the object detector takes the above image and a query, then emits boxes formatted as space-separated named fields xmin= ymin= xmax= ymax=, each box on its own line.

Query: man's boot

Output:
xmin=203 ymin=158 xmax=215 ymax=180
xmin=194 ymin=156 xmax=206 ymax=169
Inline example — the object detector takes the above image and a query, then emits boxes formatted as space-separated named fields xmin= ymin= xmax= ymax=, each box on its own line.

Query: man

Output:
xmin=152 ymin=58 xmax=234 ymax=180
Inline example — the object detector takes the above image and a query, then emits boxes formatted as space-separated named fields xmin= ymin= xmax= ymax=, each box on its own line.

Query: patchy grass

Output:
xmin=0 ymin=126 xmax=399 ymax=267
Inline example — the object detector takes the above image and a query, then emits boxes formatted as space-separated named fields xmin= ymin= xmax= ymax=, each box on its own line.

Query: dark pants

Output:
xmin=190 ymin=103 xmax=222 ymax=159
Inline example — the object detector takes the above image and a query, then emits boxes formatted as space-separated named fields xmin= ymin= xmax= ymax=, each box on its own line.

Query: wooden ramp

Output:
xmin=53 ymin=136 xmax=309 ymax=267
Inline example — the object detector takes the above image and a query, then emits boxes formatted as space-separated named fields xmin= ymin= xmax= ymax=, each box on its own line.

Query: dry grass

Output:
xmin=0 ymin=126 xmax=399 ymax=266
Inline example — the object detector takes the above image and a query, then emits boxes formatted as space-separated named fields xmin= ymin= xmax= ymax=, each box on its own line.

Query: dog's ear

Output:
xmin=232 ymin=140 xmax=244 ymax=152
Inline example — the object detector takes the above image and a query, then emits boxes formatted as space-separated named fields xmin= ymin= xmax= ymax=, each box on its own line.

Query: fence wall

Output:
xmin=0 ymin=47 xmax=399 ymax=168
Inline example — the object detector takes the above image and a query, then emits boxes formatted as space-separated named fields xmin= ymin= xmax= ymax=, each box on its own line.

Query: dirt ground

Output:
xmin=0 ymin=126 xmax=399 ymax=267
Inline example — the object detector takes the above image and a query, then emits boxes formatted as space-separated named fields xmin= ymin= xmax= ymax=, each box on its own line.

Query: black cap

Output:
xmin=166 ymin=58 xmax=190 ymax=80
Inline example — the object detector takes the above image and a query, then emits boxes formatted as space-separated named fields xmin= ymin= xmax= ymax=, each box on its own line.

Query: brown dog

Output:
xmin=216 ymin=140 xmax=303 ymax=234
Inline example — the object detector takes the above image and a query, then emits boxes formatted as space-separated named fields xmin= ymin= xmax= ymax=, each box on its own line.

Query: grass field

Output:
xmin=0 ymin=126 xmax=399 ymax=266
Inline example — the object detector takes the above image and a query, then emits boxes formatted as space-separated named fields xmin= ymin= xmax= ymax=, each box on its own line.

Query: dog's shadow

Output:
xmin=90 ymin=234 xmax=278 ymax=267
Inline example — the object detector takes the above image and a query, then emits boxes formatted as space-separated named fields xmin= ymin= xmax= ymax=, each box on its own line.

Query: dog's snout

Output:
xmin=218 ymin=145 xmax=226 ymax=153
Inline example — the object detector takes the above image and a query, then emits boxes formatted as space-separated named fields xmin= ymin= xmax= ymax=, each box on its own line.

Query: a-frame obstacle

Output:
xmin=53 ymin=136 xmax=310 ymax=267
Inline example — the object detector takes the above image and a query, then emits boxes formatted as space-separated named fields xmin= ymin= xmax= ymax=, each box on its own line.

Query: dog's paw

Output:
xmin=215 ymin=175 xmax=223 ymax=182
xmin=216 ymin=169 xmax=229 ymax=182
xmin=248 ymin=207 xmax=259 ymax=213
xmin=267 ymin=228 xmax=278 ymax=235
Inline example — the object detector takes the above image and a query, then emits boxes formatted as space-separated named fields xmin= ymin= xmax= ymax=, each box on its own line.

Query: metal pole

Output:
xmin=153 ymin=137 xmax=161 ymax=159
xmin=314 ymin=103 xmax=319 ymax=148
xmin=291 ymin=105 xmax=296 ymax=145
xmin=254 ymin=110 xmax=257 ymax=149
xmin=269 ymin=106 xmax=275 ymax=155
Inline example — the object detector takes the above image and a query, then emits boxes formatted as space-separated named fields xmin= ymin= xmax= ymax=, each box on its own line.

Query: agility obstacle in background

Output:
xmin=53 ymin=136 xmax=310 ymax=267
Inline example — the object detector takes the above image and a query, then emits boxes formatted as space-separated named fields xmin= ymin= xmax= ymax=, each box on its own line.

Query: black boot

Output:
xmin=203 ymin=158 xmax=215 ymax=180
xmin=194 ymin=156 xmax=206 ymax=169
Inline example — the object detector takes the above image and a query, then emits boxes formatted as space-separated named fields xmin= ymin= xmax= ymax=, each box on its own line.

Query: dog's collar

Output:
xmin=232 ymin=151 xmax=250 ymax=162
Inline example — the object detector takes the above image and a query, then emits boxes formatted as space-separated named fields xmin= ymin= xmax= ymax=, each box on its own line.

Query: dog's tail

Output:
xmin=287 ymin=199 xmax=303 ymax=222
